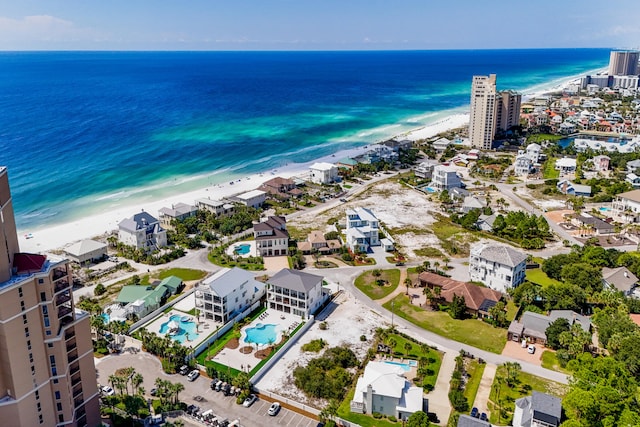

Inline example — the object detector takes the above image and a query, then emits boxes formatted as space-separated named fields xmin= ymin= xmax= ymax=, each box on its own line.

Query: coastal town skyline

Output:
xmin=0 ymin=0 xmax=639 ymax=51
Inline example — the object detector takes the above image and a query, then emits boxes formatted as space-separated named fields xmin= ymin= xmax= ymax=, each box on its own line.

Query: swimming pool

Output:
xmin=599 ymin=207 xmax=611 ymax=212
xmin=101 ymin=313 xmax=110 ymax=324
xmin=243 ymin=323 xmax=279 ymax=345
xmin=384 ymin=360 xmax=418 ymax=372
xmin=159 ymin=314 xmax=199 ymax=344
xmin=235 ymin=243 xmax=251 ymax=255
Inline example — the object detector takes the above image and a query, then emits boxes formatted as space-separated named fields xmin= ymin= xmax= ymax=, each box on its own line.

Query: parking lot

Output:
xmin=95 ymin=352 xmax=318 ymax=427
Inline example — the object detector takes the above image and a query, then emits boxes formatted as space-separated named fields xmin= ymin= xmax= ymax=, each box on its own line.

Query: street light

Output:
xmin=391 ymin=300 xmax=395 ymax=329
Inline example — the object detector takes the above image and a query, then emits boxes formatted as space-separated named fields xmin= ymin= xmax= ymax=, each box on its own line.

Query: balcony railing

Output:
xmin=70 ymin=364 xmax=80 ymax=377
xmin=52 ymin=269 xmax=68 ymax=281
xmin=57 ymin=305 xmax=72 ymax=319
xmin=74 ymin=397 xmax=84 ymax=408
xmin=54 ymin=280 xmax=70 ymax=294
xmin=55 ymin=292 xmax=72 ymax=306
xmin=66 ymin=340 xmax=77 ymax=353
xmin=68 ymin=350 xmax=78 ymax=364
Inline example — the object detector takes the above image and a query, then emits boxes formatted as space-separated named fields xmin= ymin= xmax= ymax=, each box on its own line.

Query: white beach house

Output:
xmin=469 ymin=243 xmax=527 ymax=293
xmin=231 ymin=189 xmax=267 ymax=209
xmin=254 ymin=216 xmax=289 ymax=257
xmin=430 ymin=165 xmax=463 ymax=191
xmin=195 ymin=267 xmax=265 ymax=324
xmin=345 ymin=207 xmax=380 ymax=253
xmin=266 ymin=269 xmax=328 ymax=319
xmin=309 ymin=162 xmax=339 ymax=184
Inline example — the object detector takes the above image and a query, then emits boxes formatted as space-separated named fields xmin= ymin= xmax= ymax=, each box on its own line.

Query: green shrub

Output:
xmin=388 ymin=415 xmax=397 ymax=422
xmin=372 ymin=412 xmax=382 ymax=419
xmin=301 ymin=339 xmax=326 ymax=352
xmin=360 ymin=335 xmax=367 ymax=342
xmin=94 ymin=283 xmax=106 ymax=296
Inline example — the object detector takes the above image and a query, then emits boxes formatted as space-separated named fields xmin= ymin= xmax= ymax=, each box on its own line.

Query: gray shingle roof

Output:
xmin=602 ymin=266 xmax=638 ymax=293
xmin=476 ymin=244 xmax=527 ymax=268
xmin=118 ymin=211 xmax=162 ymax=233
xmin=201 ymin=267 xmax=263 ymax=298
xmin=268 ymin=269 xmax=322 ymax=293
xmin=457 ymin=414 xmax=490 ymax=427
xmin=515 ymin=392 xmax=561 ymax=427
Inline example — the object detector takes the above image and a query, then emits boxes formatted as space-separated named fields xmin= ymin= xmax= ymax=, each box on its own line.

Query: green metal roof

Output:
xmin=116 ymin=285 xmax=155 ymax=304
xmin=158 ymin=275 xmax=182 ymax=291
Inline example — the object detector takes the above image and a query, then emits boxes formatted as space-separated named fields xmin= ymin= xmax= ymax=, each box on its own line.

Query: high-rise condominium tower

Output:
xmin=609 ymin=50 xmax=640 ymax=76
xmin=469 ymin=74 xmax=497 ymax=150
xmin=469 ymin=75 xmax=521 ymax=149
xmin=0 ymin=167 xmax=100 ymax=427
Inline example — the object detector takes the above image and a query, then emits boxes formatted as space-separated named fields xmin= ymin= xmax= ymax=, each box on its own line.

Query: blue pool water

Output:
xmin=599 ymin=207 xmax=611 ymax=212
xmin=159 ymin=314 xmax=199 ymax=344
xmin=235 ymin=244 xmax=251 ymax=255
xmin=244 ymin=323 xmax=278 ymax=345
xmin=101 ymin=313 xmax=110 ymax=324
xmin=384 ymin=360 xmax=418 ymax=372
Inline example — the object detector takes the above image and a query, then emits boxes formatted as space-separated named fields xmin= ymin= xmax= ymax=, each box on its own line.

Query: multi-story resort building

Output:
xmin=266 ymin=269 xmax=327 ymax=319
xmin=195 ymin=267 xmax=265 ymax=324
xmin=495 ymin=90 xmax=522 ymax=134
xmin=609 ymin=50 xmax=640 ymax=77
xmin=0 ymin=167 xmax=100 ymax=427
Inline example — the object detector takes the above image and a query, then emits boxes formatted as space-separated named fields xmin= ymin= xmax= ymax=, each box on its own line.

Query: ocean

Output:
xmin=0 ymin=49 xmax=609 ymax=231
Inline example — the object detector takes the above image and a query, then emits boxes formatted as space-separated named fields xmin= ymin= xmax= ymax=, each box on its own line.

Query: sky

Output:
xmin=0 ymin=0 xmax=639 ymax=51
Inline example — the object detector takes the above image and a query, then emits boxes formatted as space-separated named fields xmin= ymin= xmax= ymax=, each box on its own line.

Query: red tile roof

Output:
xmin=418 ymin=271 xmax=502 ymax=312
xmin=14 ymin=253 xmax=47 ymax=274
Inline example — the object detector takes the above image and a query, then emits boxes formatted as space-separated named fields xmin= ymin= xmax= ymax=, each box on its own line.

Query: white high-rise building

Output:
xmin=469 ymin=74 xmax=497 ymax=150
xmin=609 ymin=50 xmax=639 ymax=77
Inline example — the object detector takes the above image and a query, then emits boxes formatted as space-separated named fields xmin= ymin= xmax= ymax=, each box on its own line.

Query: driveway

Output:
xmin=500 ymin=340 xmax=543 ymax=366
xmin=95 ymin=352 xmax=318 ymax=427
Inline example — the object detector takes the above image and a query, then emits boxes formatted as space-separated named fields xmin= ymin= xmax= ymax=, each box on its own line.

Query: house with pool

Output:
xmin=267 ymin=269 xmax=329 ymax=319
xmin=195 ymin=267 xmax=266 ymax=324
xmin=351 ymin=361 xmax=425 ymax=420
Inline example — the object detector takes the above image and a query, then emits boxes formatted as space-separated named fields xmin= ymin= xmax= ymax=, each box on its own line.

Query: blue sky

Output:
xmin=0 ymin=0 xmax=639 ymax=50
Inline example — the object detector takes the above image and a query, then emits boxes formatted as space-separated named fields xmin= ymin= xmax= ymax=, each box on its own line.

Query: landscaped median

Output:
xmin=382 ymin=294 xmax=507 ymax=354
xmin=354 ymin=268 xmax=400 ymax=300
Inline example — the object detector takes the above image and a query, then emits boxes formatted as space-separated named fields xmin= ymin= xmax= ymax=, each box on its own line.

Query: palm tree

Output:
xmin=423 ymin=287 xmax=434 ymax=308
xmin=423 ymin=260 xmax=431 ymax=271
xmin=388 ymin=338 xmax=397 ymax=355
xmin=433 ymin=261 xmax=440 ymax=274
xmin=172 ymin=382 xmax=185 ymax=405
xmin=442 ymin=256 xmax=450 ymax=269
xmin=319 ymin=399 xmax=339 ymax=423
xmin=433 ymin=286 xmax=441 ymax=302
xmin=404 ymin=277 xmax=412 ymax=295
xmin=131 ymin=373 xmax=144 ymax=395
xmin=403 ymin=342 xmax=413 ymax=358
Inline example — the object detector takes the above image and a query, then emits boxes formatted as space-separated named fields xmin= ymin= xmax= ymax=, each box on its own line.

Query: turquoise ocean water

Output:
xmin=0 ymin=49 xmax=609 ymax=230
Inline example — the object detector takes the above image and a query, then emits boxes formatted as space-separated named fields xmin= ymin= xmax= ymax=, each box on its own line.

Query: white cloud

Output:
xmin=0 ymin=15 xmax=100 ymax=45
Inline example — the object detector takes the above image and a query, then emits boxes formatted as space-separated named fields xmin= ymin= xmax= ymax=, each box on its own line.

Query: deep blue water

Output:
xmin=0 ymin=49 xmax=609 ymax=230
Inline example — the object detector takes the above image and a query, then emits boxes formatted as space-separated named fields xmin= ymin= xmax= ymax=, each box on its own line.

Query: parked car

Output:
xmin=527 ymin=344 xmax=536 ymax=354
xmin=210 ymin=379 xmax=218 ymax=390
xmin=101 ymin=385 xmax=115 ymax=396
xmin=470 ymin=407 xmax=479 ymax=418
xmin=150 ymin=387 xmax=157 ymax=396
xmin=242 ymin=394 xmax=257 ymax=407
xmin=222 ymin=383 xmax=232 ymax=395
xmin=187 ymin=370 xmax=200 ymax=381
xmin=214 ymin=380 xmax=223 ymax=391
xmin=480 ymin=413 xmax=488 ymax=421
xmin=268 ymin=402 xmax=281 ymax=416
xmin=179 ymin=365 xmax=190 ymax=375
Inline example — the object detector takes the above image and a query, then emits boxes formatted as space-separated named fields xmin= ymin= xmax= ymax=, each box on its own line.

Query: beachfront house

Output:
xmin=414 ymin=161 xmax=437 ymax=180
xmin=469 ymin=243 xmax=527 ymax=293
xmin=350 ymin=361 xmax=424 ymax=420
xmin=309 ymin=162 xmax=339 ymax=184
xmin=195 ymin=198 xmax=236 ymax=217
xmin=358 ymin=145 xmax=399 ymax=164
xmin=158 ymin=202 xmax=198 ymax=231
xmin=231 ymin=189 xmax=267 ymax=209
xmin=64 ymin=239 xmax=107 ymax=265
xmin=195 ymin=267 xmax=266 ymax=324
xmin=513 ymin=392 xmax=562 ymax=427
xmin=345 ymin=207 xmax=380 ymax=253
xmin=118 ymin=211 xmax=167 ymax=251
xmin=258 ymin=176 xmax=303 ymax=200
xmin=612 ymin=189 xmax=640 ymax=223
xmin=507 ymin=310 xmax=591 ymax=345
xmin=418 ymin=272 xmax=502 ymax=319
xmin=266 ymin=268 xmax=328 ymax=319
xmin=432 ymin=137 xmax=451 ymax=152
xmin=254 ymin=216 xmax=289 ymax=257
xmin=430 ymin=165 xmax=463 ymax=191
xmin=602 ymin=266 xmax=638 ymax=296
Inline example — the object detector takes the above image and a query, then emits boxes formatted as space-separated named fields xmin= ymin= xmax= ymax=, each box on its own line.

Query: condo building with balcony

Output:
xmin=0 ymin=167 xmax=100 ymax=427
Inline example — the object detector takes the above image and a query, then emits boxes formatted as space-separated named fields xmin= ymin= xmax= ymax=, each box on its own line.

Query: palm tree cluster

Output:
xmin=153 ymin=378 xmax=185 ymax=410
xmin=137 ymin=328 xmax=189 ymax=373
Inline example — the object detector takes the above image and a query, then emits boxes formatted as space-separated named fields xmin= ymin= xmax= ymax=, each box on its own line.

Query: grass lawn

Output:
xmin=414 ymin=247 xmax=445 ymax=258
xmin=526 ymin=268 xmax=561 ymax=287
xmin=464 ymin=360 xmax=486 ymax=405
xmin=540 ymin=350 xmax=570 ymax=374
xmin=488 ymin=365 xmax=568 ymax=425
xmin=542 ymin=158 xmax=560 ymax=179
xmin=384 ymin=333 xmax=442 ymax=391
xmin=157 ymin=268 xmax=207 ymax=281
xmin=383 ymin=295 xmax=507 ymax=354
xmin=431 ymin=218 xmax=466 ymax=241
xmin=338 ymin=388 xmax=401 ymax=427
xmin=354 ymin=269 xmax=400 ymax=300
xmin=505 ymin=300 xmax=519 ymax=322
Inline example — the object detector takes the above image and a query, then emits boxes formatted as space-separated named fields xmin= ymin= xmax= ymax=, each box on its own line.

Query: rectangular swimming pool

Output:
xmin=384 ymin=360 xmax=418 ymax=372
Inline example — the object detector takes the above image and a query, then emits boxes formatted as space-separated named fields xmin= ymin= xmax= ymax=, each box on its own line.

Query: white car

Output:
xmin=243 ymin=394 xmax=257 ymax=407
xmin=187 ymin=370 xmax=200 ymax=381
xmin=268 ymin=402 xmax=281 ymax=416
xmin=101 ymin=385 xmax=115 ymax=396
xmin=527 ymin=344 xmax=536 ymax=354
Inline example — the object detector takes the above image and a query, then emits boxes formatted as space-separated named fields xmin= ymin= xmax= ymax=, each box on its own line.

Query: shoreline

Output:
xmin=17 ymin=69 xmax=592 ymax=253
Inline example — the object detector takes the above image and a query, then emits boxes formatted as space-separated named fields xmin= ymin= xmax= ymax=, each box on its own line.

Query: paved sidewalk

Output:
xmin=473 ymin=363 xmax=497 ymax=416
xmin=428 ymin=350 xmax=455 ymax=424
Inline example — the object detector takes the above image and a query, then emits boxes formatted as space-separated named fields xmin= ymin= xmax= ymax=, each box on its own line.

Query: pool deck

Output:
xmin=142 ymin=309 xmax=217 ymax=349
xmin=212 ymin=309 xmax=301 ymax=371
xmin=225 ymin=240 xmax=257 ymax=258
